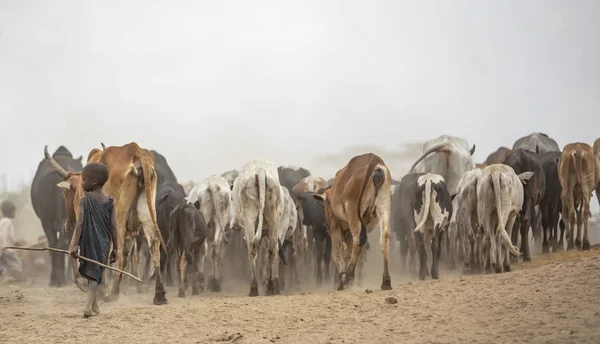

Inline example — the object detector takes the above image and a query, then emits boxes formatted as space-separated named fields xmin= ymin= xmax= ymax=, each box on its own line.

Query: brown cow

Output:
xmin=475 ymin=163 xmax=487 ymax=169
xmin=45 ymin=142 xmax=168 ymax=305
xmin=558 ymin=142 xmax=600 ymax=250
xmin=594 ymin=138 xmax=600 ymax=214
xmin=292 ymin=176 xmax=327 ymax=193
xmin=313 ymin=153 xmax=392 ymax=291
xmin=484 ymin=147 xmax=511 ymax=165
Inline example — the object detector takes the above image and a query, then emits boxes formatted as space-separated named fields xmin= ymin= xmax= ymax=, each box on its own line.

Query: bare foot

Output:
xmin=83 ymin=309 xmax=93 ymax=318
xmin=92 ymin=300 xmax=100 ymax=315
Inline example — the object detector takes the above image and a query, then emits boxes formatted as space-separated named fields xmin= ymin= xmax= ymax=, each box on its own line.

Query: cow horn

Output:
xmin=101 ymin=142 xmax=106 ymax=150
xmin=44 ymin=145 xmax=70 ymax=179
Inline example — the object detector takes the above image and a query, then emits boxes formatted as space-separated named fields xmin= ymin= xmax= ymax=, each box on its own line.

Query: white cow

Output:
xmin=448 ymin=168 xmax=482 ymax=273
xmin=186 ymin=175 xmax=232 ymax=292
xmin=270 ymin=187 xmax=301 ymax=290
xmin=477 ymin=164 xmax=532 ymax=273
xmin=413 ymin=173 xmax=453 ymax=280
xmin=410 ymin=135 xmax=476 ymax=197
xmin=230 ymin=159 xmax=284 ymax=296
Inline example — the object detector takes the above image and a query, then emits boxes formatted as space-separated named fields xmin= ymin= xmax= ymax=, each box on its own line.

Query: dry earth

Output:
xmin=2 ymin=246 xmax=600 ymax=344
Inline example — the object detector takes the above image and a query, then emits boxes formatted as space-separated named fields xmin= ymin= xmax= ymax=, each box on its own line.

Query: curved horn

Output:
xmin=101 ymin=142 xmax=106 ymax=150
xmin=44 ymin=145 xmax=70 ymax=179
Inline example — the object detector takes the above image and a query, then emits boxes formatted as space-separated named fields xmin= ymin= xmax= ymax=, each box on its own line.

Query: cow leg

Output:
xmin=55 ymin=222 xmax=69 ymax=287
xmin=329 ymin=223 xmax=345 ymax=290
xmin=582 ymin=196 xmax=591 ymax=250
xmin=246 ymin=229 xmax=260 ymax=297
xmin=314 ymin=233 xmax=325 ymax=286
xmin=575 ymin=206 xmax=583 ymax=250
xmin=192 ymin=242 xmax=206 ymax=295
xmin=399 ymin=233 xmax=408 ymax=274
xmin=324 ymin=235 xmax=332 ymax=283
xmin=503 ymin=214 xmax=517 ymax=272
xmin=541 ymin=204 xmax=550 ymax=254
xmin=431 ymin=228 xmax=443 ymax=279
xmin=415 ymin=231 xmax=428 ymax=281
xmin=377 ymin=202 xmax=392 ymax=290
xmin=42 ymin=221 xmax=60 ymax=287
xmin=266 ymin=230 xmax=280 ymax=296
xmin=133 ymin=237 xmax=144 ymax=293
xmin=177 ymin=252 xmax=187 ymax=297
xmin=136 ymin=191 xmax=167 ymax=306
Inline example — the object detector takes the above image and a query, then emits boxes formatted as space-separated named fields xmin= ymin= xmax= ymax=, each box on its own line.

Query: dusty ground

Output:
xmin=2 ymin=245 xmax=600 ymax=344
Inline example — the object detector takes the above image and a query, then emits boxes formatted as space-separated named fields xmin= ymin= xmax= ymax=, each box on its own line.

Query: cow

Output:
xmin=390 ymin=173 xmax=424 ymax=276
xmin=594 ymin=138 xmax=600 ymax=214
xmin=152 ymin=150 xmax=186 ymax=287
xmin=186 ymin=175 xmax=232 ymax=292
xmin=483 ymin=147 xmax=511 ymax=165
xmin=45 ymin=142 xmax=168 ymax=305
xmin=313 ymin=153 xmax=392 ymax=291
xmin=31 ymin=145 xmax=83 ymax=287
xmin=558 ymin=143 xmax=600 ymax=251
xmin=278 ymin=165 xmax=311 ymax=191
xmin=230 ymin=159 xmax=285 ymax=296
xmin=290 ymin=190 xmax=331 ymax=285
xmin=477 ymin=164 xmax=530 ymax=273
xmin=513 ymin=132 xmax=561 ymax=155
xmin=292 ymin=176 xmax=327 ymax=193
xmin=221 ymin=170 xmax=239 ymax=190
xmin=502 ymin=149 xmax=545 ymax=262
xmin=167 ymin=200 xmax=207 ymax=297
xmin=413 ymin=173 xmax=452 ymax=280
xmin=409 ymin=135 xmax=476 ymax=197
xmin=538 ymin=151 xmax=564 ymax=253
xmin=475 ymin=163 xmax=487 ymax=169
xmin=448 ymin=168 xmax=482 ymax=273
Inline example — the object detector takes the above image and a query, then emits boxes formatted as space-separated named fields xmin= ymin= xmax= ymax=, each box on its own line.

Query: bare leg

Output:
xmin=84 ymin=280 xmax=99 ymax=318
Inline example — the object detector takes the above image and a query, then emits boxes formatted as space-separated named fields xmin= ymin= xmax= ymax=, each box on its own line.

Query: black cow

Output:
xmin=539 ymin=151 xmax=566 ymax=253
xmin=151 ymin=150 xmax=186 ymax=287
xmin=291 ymin=190 xmax=332 ymax=286
xmin=278 ymin=165 xmax=311 ymax=190
xmin=167 ymin=201 xmax=207 ymax=298
xmin=503 ymin=149 xmax=546 ymax=261
xmin=390 ymin=172 xmax=425 ymax=276
xmin=31 ymin=145 xmax=83 ymax=287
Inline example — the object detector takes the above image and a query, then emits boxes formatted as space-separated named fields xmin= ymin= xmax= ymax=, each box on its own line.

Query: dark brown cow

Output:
xmin=313 ymin=153 xmax=392 ymax=291
xmin=484 ymin=147 xmax=511 ymax=165
xmin=558 ymin=142 xmax=600 ymax=250
xmin=45 ymin=142 xmax=168 ymax=305
xmin=594 ymin=138 xmax=600 ymax=214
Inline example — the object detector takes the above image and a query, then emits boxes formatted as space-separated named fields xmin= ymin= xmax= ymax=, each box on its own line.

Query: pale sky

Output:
xmin=1 ymin=0 xmax=599 ymax=190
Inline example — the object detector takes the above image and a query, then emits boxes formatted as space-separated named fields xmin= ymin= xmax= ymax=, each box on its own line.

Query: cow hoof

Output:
xmin=575 ymin=239 xmax=582 ymax=249
xmin=503 ymin=263 xmax=511 ymax=272
xmin=381 ymin=279 xmax=392 ymax=291
xmin=178 ymin=290 xmax=186 ymax=298
xmin=211 ymin=281 xmax=222 ymax=293
xmin=248 ymin=287 xmax=259 ymax=297
xmin=494 ymin=266 xmax=502 ymax=274
xmin=582 ymin=241 xmax=590 ymax=250
xmin=192 ymin=284 xmax=202 ymax=295
xmin=431 ymin=272 xmax=439 ymax=280
xmin=153 ymin=294 xmax=168 ymax=305
xmin=523 ymin=256 xmax=531 ymax=262
xmin=266 ymin=280 xmax=276 ymax=296
xmin=542 ymin=245 xmax=550 ymax=254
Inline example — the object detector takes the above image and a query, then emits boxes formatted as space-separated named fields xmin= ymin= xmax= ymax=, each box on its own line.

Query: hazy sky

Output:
xmin=1 ymin=0 xmax=599 ymax=190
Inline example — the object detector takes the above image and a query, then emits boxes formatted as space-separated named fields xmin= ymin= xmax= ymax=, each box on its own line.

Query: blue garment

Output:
xmin=78 ymin=193 xmax=113 ymax=285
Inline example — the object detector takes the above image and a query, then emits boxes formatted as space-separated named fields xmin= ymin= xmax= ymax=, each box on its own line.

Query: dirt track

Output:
xmin=2 ymin=247 xmax=600 ymax=344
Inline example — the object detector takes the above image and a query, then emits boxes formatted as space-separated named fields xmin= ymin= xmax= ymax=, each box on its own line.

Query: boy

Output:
xmin=69 ymin=162 xmax=118 ymax=318
xmin=0 ymin=200 xmax=22 ymax=282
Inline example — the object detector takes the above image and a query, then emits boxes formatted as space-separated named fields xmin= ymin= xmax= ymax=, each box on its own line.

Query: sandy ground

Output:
xmin=2 ymin=244 xmax=600 ymax=344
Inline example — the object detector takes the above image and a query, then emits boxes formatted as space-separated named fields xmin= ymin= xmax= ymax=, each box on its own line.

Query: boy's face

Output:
xmin=81 ymin=173 xmax=98 ymax=192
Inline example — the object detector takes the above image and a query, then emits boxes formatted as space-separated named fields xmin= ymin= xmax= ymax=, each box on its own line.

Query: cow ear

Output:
xmin=470 ymin=144 xmax=476 ymax=156
xmin=313 ymin=193 xmax=325 ymax=202
xmin=76 ymin=156 xmax=83 ymax=163
xmin=57 ymin=181 xmax=71 ymax=190
xmin=160 ymin=193 xmax=169 ymax=202
xmin=517 ymin=171 xmax=535 ymax=184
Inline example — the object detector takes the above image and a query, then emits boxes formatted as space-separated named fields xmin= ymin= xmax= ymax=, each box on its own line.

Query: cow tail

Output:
xmin=253 ymin=169 xmax=267 ymax=245
xmin=137 ymin=151 xmax=167 ymax=253
xmin=356 ymin=159 xmax=382 ymax=246
xmin=209 ymin=183 xmax=224 ymax=246
xmin=492 ymin=172 xmax=520 ymax=256
xmin=414 ymin=179 xmax=431 ymax=234
xmin=573 ymin=151 xmax=583 ymax=187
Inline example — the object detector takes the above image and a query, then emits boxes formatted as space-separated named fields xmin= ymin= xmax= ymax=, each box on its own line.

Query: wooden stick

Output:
xmin=4 ymin=246 xmax=142 ymax=282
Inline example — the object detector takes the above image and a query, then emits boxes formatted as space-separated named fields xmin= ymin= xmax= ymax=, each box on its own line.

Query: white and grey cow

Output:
xmin=186 ymin=175 xmax=232 ymax=293
xmin=413 ymin=173 xmax=453 ymax=280
xmin=477 ymin=164 xmax=532 ymax=273
xmin=273 ymin=187 xmax=302 ymax=290
xmin=230 ymin=159 xmax=285 ymax=296
xmin=448 ymin=168 xmax=482 ymax=273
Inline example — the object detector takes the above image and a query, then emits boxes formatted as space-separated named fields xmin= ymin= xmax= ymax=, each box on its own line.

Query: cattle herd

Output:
xmin=24 ymin=132 xmax=600 ymax=306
